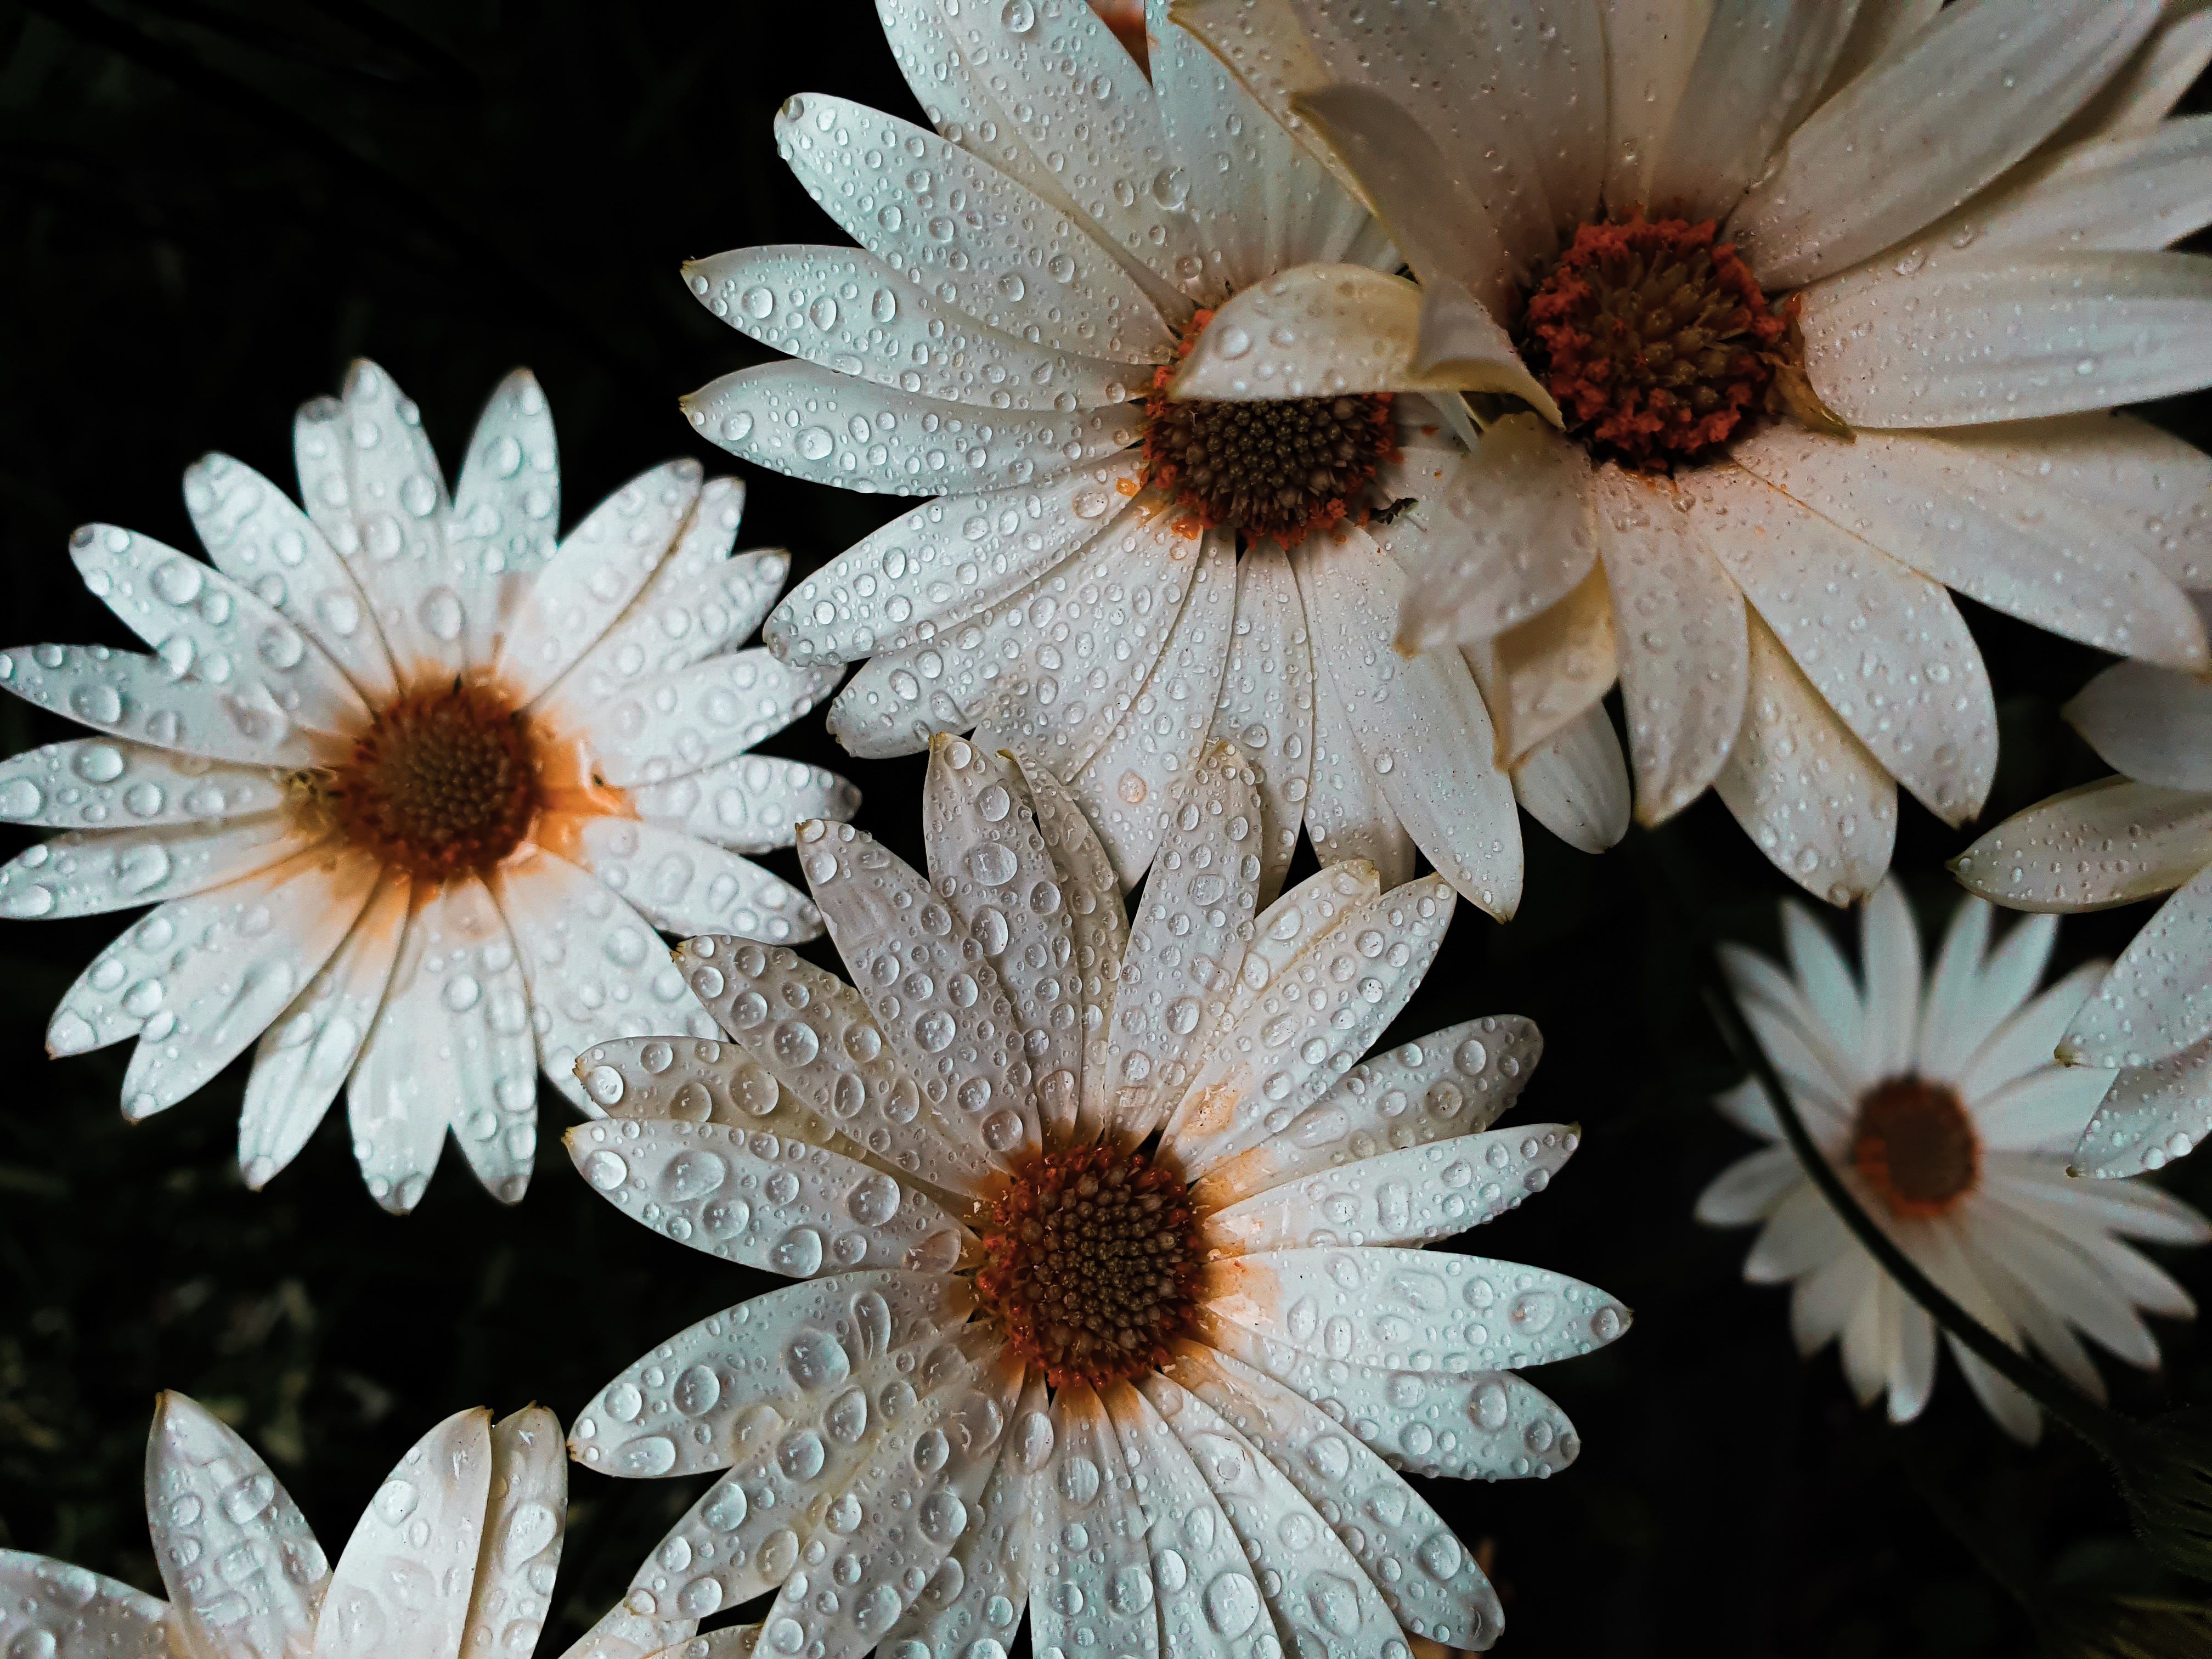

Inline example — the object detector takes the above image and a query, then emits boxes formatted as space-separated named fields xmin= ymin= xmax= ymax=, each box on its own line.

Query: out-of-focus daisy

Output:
xmin=684 ymin=0 xmax=1633 ymax=916
xmin=1702 ymin=880 xmax=2209 ymax=1441
xmin=1955 ymin=653 xmax=2212 ymax=1177
xmin=1178 ymin=0 xmax=2212 ymax=904
xmin=0 ymin=360 xmax=855 ymax=1211
xmin=563 ymin=735 xmax=1625 ymax=1656
xmin=0 ymin=1392 xmax=691 ymax=1659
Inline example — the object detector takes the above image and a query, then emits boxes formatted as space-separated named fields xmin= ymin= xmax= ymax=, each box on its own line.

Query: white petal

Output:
xmin=1168 ymin=0 xmax=1374 ymax=206
xmin=239 ymin=871 xmax=410 ymax=1189
xmin=1 ymin=813 xmax=308 ymax=922
xmin=1593 ymin=465 xmax=1748 ymax=824
xmin=2064 ymin=6 xmax=2212 ymax=144
xmin=1409 ymin=276 xmax=1567 ymax=423
xmin=825 ymin=500 xmax=1195 ymax=766
xmin=1956 ymin=956 xmax=2095 ymax=1101
xmin=1689 ymin=466 xmax=1997 ymax=827
xmin=462 ymin=1409 xmax=567 ymax=1659
xmin=1781 ymin=900 xmax=1868 ymax=1063
xmin=1191 ymin=1012 xmax=1541 ymax=1210
xmin=0 ymin=1554 xmax=170 ymax=1659
xmin=1791 ymin=1245 xmax=1876 ymax=1356
xmin=1513 ymin=704 xmax=1633 ymax=855
xmin=1988 ymin=1156 xmax=2212 ymax=1243
xmin=569 ymin=651 xmax=841 ymax=790
xmin=1743 ymin=1182 xmax=1852 ymax=1284
xmin=1165 ymin=873 xmax=1455 ymax=1173
xmin=1301 ymin=647 xmax=1415 ymax=887
xmin=1204 ymin=1245 xmax=1628 ymax=1370
xmin=145 ymin=1391 xmax=326 ymax=1659
xmin=2068 ymin=659 xmax=2212 ymax=794
xmin=1914 ymin=893 xmax=1991 ymax=1078
xmin=556 ymin=817 xmax=819 ymax=944
xmin=1814 ymin=0 xmax=1945 ymax=103
xmin=1028 ymin=1388 xmax=1160 ymax=1659
xmin=0 ymin=644 xmax=335 ymax=768
xmin=1730 ymin=0 xmax=2160 ymax=289
xmin=1951 ymin=777 xmax=2212 ymax=911
xmin=0 ymin=738 xmax=284 ymax=832
xmin=1886 ymin=1295 xmax=1940 ymax=1421
xmin=1730 ymin=426 xmax=2206 ymax=670
xmin=1100 ymin=742 xmax=1262 ymax=1143
xmin=797 ymin=819 xmax=1039 ymax=1161
xmin=1951 ymin=905 xmax=2063 ymax=1065
xmin=2073 ymin=1032 xmax=2212 ymax=1176
xmin=1724 ymin=939 xmax=1863 ymax=1104
xmin=348 ymin=876 xmax=537 ymax=1210
xmin=452 ymin=369 xmax=561 ymax=614
xmin=1695 ymin=1144 xmax=1804 ymax=1227
xmin=692 ymin=244 xmax=1137 ymax=413
xmin=1837 ymin=1262 xmax=1891 ymax=1403
xmin=673 ymin=936 xmax=997 ymax=1197
xmin=1974 ymin=1066 xmax=2117 ymax=1154
xmin=1801 ymin=252 xmax=2212 ymax=428
xmin=1190 ymin=1308 xmax=1582 ymax=1479
xmin=1209 ymin=862 xmax=1379 ymax=1062
xmin=764 ymin=461 xmax=1141 ymax=669
xmin=1600 ymin=0 xmax=1717 ymax=215
xmin=1860 ymin=878 xmax=1923 ymax=1079
xmin=632 ymin=754 xmax=860 ymax=855
xmin=2063 ymin=860 xmax=2212 ymax=1068
xmin=1645 ymin=0 xmax=1859 ymax=223
xmin=1070 ymin=534 xmax=1238 ymax=884
xmin=772 ymin=93 xmax=1173 ymax=360
xmin=313 ymin=1409 xmax=491 ymax=1659
xmin=1211 ymin=544 xmax=1313 ymax=905
xmin=1472 ymin=565 xmax=1619 ymax=769
xmin=1167 ymin=1344 xmax=1502 ymax=1651
xmin=120 ymin=847 xmax=379 ymax=1121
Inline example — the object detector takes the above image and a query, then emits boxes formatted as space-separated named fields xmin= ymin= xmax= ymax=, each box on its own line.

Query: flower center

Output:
xmin=329 ymin=681 xmax=542 ymax=879
xmin=1142 ymin=308 xmax=1397 ymax=546
xmin=1850 ymin=1076 xmax=1980 ymax=1219
xmin=973 ymin=1142 xmax=1202 ymax=1390
xmin=1520 ymin=216 xmax=1799 ymax=471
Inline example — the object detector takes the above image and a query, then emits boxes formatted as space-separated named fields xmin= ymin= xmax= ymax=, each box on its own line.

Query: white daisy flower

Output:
xmin=562 ymin=734 xmax=1626 ymax=1656
xmin=0 ymin=359 xmax=856 ymax=1212
xmin=1177 ymin=0 xmax=2212 ymax=905
xmin=0 ymin=1392 xmax=693 ymax=1659
xmin=1701 ymin=879 xmax=2210 ymax=1441
xmin=682 ymin=0 xmax=1633 ymax=918
xmin=1954 ymin=651 xmax=2212 ymax=1177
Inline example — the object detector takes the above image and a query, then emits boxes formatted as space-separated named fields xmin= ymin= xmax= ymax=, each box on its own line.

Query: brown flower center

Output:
xmin=973 ymin=1142 xmax=1201 ymax=1389
xmin=1851 ymin=1076 xmax=1980 ymax=1219
xmin=328 ymin=681 xmax=542 ymax=879
xmin=1141 ymin=307 xmax=1397 ymax=547
xmin=1520 ymin=216 xmax=1800 ymax=471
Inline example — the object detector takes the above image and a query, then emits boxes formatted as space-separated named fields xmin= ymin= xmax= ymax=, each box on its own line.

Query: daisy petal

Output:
xmin=1101 ymin=741 xmax=1262 ymax=1144
xmin=348 ymin=877 xmax=533 ymax=1213
xmin=633 ymin=754 xmax=859 ymax=855
xmin=462 ymin=1409 xmax=567 ymax=1659
xmin=1956 ymin=953 xmax=2092 ymax=1100
xmin=184 ymin=452 xmax=396 ymax=703
xmin=0 ymin=738 xmax=284 ymax=831
xmin=121 ymin=847 xmax=381 ymax=1121
xmin=1204 ymin=1124 xmax=1578 ymax=1254
xmin=145 ymin=1392 xmax=326 ymax=1659
xmin=772 ymin=94 xmax=1173 ymax=360
xmin=452 ymin=369 xmax=561 ymax=607
xmin=238 ymin=871 xmax=410 ymax=1190
xmin=1838 ymin=1264 xmax=1890 ymax=1405
xmin=1972 ymin=1242 xmax=2107 ymax=1402
xmin=1300 ymin=526 xmax=1522 ymax=917
xmin=1098 ymin=1377 xmax=1276 ymax=1659
xmin=1211 ymin=544 xmax=1313 ymax=905
xmin=883 ymin=1388 xmax=1045 ymax=1659
xmin=1172 ymin=263 xmax=1487 ymax=399
xmin=2064 ymin=861 xmax=2212 ymax=1066
xmin=1954 ymin=777 xmax=2212 ymax=911
xmin=1191 ymin=1307 xmax=1583 ymax=1479
xmin=799 ymin=819 xmax=1040 ymax=1161
xmin=1472 ymin=565 xmax=1620 ymax=769
xmin=555 ymin=817 xmax=820 ymax=944
xmin=1973 ymin=1066 xmax=2118 ymax=1154
xmin=1512 ymin=704 xmax=1633 ymax=856
xmin=2072 ymin=1033 xmax=2212 ymax=1177
xmin=673 ymin=937 xmax=997 ymax=1197
xmin=1190 ymin=1013 xmax=1541 ymax=1210
xmin=1730 ymin=0 xmax=2159 ymax=290
xmin=1594 ymin=466 xmax=1748 ymax=825
xmin=1601 ymin=0 xmax=1717 ymax=215
xmin=1744 ymin=1182 xmax=1852 ymax=1284
xmin=571 ymin=651 xmax=842 ymax=789
xmin=312 ymin=1409 xmax=491 ymax=1659
xmin=1070 ymin=534 xmax=1238 ymax=884
xmin=1724 ymin=944 xmax=1861 ymax=1110
xmin=1916 ymin=895 xmax=1991 ymax=1078
xmin=1802 ymin=252 xmax=2212 ymax=428
xmin=1168 ymin=0 xmax=1370 ymax=207
xmin=1139 ymin=1372 xmax=1404 ymax=1653
xmin=1791 ymin=1246 xmax=1876 ymax=1357
xmin=1781 ymin=901 xmax=1867 ymax=1063
xmin=577 ymin=1034 xmax=842 ymax=1156
xmin=1211 ymin=861 xmax=1376 ymax=1042
xmin=1920 ymin=1227 xmax=2043 ymax=1442
xmin=1695 ymin=1145 xmax=1803 ymax=1227
xmin=2068 ymin=659 xmax=2212 ymax=794
xmin=2066 ymin=7 xmax=2212 ymax=144
xmin=0 ymin=1554 xmax=168 ymax=1659
xmin=1170 ymin=1344 xmax=1502 ymax=1651
xmin=1937 ymin=117 xmax=2212 ymax=267
xmin=764 ymin=461 xmax=1141 ymax=670
xmin=1861 ymin=878 xmax=1923 ymax=1078
xmin=1694 ymin=466 xmax=1996 ymax=827
xmin=1410 ymin=276 xmax=1567 ymax=421
xmin=1730 ymin=427 xmax=2207 ymax=670
xmin=1817 ymin=0 xmax=1946 ymax=103
xmin=1302 ymin=650 xmax=1415 ymax=888
xmin=0 ymin=644 xmax=335 ymax=768
xmin=1029 ymin=1386 xmax=1161 ymax=1659
xmin=0 ymin=813 xmax=308 ymax=921
xmin=1887 ymin=1296 xmax=1940 ymax=1422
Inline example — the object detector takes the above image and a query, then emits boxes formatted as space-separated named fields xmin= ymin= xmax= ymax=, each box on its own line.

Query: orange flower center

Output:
xmin=1520 ymin=215 xmax=1796 ymax=471
xmin=1140 ymin=307 xmax=1397 ymax=546
xmin=329 ymin=681 xmax=542 ymax=879
xmin=973 ymin=1143 xmax=1202 ymax=1390
xmin=1850 ymin=1076 xmax=1981 ymax=1219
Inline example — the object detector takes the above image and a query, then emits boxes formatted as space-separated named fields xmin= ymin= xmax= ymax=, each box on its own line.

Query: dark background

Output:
xmin=3 ymin=4 xmax=2210 ymax=1655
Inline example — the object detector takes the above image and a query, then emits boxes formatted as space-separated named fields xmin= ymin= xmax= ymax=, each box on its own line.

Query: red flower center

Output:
xmin=973 ymin=1142 xmax=1202 ymax=1390
xmin=1850 ymin=1076 xmax=1981 ymax=1219
xmin=329 ymin=681 xmax=542 ymax=879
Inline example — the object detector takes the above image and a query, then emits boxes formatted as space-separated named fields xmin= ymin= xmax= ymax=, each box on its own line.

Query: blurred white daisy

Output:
xmin=0 ymin=359 xmax=855 ymax=1211
xmin=683 ymin=0 xmax=1632 ymax=916
xmin=563 ymin=734 xmax=1626 ymax=1656
xmin=0 ymin=1391 xmax=692 ymax=1659
xmin=1954 ymin=652 xmax=2212 ymax=1177
xmin=1702 ymin=880 xmax=2209 ymax=1441
xmin=1178 ymin=0 xmax=2212 ymax=904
